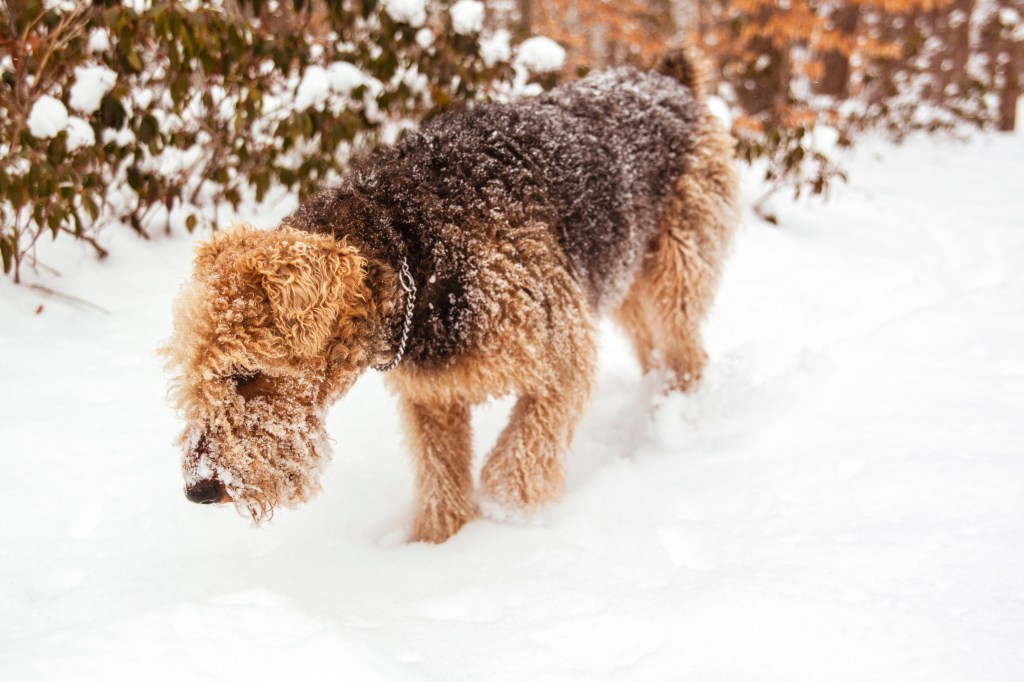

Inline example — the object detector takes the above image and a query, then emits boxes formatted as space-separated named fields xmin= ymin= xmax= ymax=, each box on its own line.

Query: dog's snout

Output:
xmin=185 ymin=479 xmax=226 ymax=505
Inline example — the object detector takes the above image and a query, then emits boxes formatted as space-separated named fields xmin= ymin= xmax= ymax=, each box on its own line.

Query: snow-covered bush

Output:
xmin=0 ymin=0 xmax=556 ymax=282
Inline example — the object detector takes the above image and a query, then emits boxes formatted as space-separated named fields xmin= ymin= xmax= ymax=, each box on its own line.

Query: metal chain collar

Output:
xmin=374 ymin=258 xmax=417 ymax=372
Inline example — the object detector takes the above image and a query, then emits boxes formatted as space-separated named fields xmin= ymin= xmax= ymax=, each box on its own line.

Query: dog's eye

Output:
xmin=230 ymin=371 xmax=260 ymax=390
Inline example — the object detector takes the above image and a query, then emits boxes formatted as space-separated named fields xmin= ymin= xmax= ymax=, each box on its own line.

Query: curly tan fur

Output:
xmin=164 ymin=54 xmax=738 ymax=542
xmin=656 ymin=45 xmax=713 ymax=101
xmin=162 ymin=226 xmax=377 ymax=520
xmin=614 ymin=108 xmax=739 ymax=391
xmin=384 ymin=224 xmax=596 ymax=539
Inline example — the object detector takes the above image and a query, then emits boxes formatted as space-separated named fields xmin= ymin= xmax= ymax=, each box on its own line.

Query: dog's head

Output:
xmin=163 ymin=224 xmax=376 ymax=521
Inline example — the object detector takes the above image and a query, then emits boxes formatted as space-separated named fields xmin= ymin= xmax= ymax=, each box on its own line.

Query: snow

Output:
xmin=480 ymin=29 xmax=512 ymax=68
xmin=811 ymin=123 xmax=841 ymax=154
xmin=101 ymin=126 xmax=135 ymax=147
xmin=87 ymin=28 xmax=111 ymax=54
xmin=706 ymin=94 xmax=733 ymax=128
xmin=24 ymin=69 xmax=111 ymax=148
xmin=294 ymin=66 xmax=332 ymax=110
xmin=64 ymin=116 xmax=96 ymax=151
xmin=44 ymin=0 xmax=76 ymax=11
xmin=26 ymin=95 xmax=68 ymax=138
xmin=294 ymin=62 xmax=370 ymax=111
xmin=515 ymin=36 xmax=566 ymax=73
xmin=2 ymin=130 xmax=1024 ymax=680
xmin=69 ymin=64 xmax=118 ymax=114
xmin=383 ymin=0 xmax=426 ymax=27
xmin=414 ymin=27 xmax=433 ymax=49
xmin=7 ymin=156 xmax=29 ymax=176
xmin=450 ymin=0 xmax=485 ymax=35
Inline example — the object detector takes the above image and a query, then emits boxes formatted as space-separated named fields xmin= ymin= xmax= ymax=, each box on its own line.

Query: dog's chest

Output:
xmin=406 ymin=268 xmax=476 ymax=366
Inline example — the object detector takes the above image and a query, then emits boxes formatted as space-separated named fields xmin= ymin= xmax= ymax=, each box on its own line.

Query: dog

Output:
xmin=163 ymin=49 xmax=738 ymax=543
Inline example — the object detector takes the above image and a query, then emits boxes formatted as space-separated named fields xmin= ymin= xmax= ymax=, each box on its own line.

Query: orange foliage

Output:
xmin=529 ymin=0 xmax=674 ymax=69
xmin=697 ymin=0 xmax=950 ymax=110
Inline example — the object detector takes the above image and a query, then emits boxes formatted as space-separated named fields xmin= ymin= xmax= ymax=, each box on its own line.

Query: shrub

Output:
xmin=0 ymin=0 xmax=545 ymax=283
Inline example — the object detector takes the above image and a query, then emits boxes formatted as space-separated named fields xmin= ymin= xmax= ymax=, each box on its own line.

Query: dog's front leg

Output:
xmin=399 ymin=397 xmax=476 ymax=543
xmin=480 ymin=386 xmax=586 ymax=509
xmin=480 ymin=296 xmax=596 ymax=510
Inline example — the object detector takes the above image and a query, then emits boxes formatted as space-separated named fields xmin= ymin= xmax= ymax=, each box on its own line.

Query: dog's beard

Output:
xmin=181 ymin=401 xmax=332 ymax=523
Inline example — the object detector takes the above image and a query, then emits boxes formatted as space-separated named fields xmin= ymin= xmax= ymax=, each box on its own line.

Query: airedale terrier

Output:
xmin=163 ymin=49 xmax=738 ymax=543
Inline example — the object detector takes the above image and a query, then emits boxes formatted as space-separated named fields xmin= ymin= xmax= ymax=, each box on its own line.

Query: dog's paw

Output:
xmin=663 ymin=349 xmax=708 ymax=394
xmin=410 ymin=502 xmax=476 ymax=544
xmin=477 ymin=495 xmax=536 ymax=525
xmin=480 ymin=458 xmax=563 ymax=510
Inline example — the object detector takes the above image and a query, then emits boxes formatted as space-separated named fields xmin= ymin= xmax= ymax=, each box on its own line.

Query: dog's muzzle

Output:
xmin=185 ymin=478 xmax=228 ymax=505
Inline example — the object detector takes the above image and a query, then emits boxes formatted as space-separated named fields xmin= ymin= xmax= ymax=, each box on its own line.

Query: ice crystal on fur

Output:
xmin=165 ymin=54 xmax=738 ymax=541
xmin=288 ymin=67 xmax=701 ymax=366
xmin=164 ymin=226 xmax=371 ymax=521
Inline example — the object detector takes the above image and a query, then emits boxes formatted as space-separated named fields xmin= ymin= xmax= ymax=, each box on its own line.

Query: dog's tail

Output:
xmin=655 ymin=46 xmax=711 ymax=101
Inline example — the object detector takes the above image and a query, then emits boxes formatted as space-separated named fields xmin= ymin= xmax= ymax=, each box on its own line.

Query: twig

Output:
xmin=58 ymin=226 xmax=110 ymax=258
xmin=30 ymin=258 xmax=61 ymax=277
xmin=753 ymin=186 xmax=779 ymax=225
xmin=23 ymin=283 xmax=111 ymax=315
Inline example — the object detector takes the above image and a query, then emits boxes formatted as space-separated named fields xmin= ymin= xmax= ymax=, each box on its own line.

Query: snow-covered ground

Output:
xmin=2 ymin=130 xmax=1023 ymax=681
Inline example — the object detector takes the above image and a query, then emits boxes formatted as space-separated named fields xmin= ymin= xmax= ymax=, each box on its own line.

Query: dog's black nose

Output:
xmin=185 ymin=479 xmax=225 ymax=505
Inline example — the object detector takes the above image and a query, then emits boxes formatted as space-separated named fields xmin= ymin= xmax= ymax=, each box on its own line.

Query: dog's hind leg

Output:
xmin=616 ymin=112 xmax=739 ymax=393
xmin=399 ymin=397 xmax=476 ymax=543
xmin=616 ymin=228 xmax=712 ymax=393
xmin=613 ymin=290 xmax=657 ymax=375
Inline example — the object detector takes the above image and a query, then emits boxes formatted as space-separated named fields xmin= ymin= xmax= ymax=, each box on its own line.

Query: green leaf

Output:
xmin=127 ymin=167 xmax=143 ymax=191
xmin=99 ymin=95 xmax=127 ymax=130
xmin=126 ymin=46 xmax=143 ymax=72
xmin=8 ymin=174 xmax=26 ymax=210
xmin=72 ymin=208 xmax=85 ymax=237
xmin=253 ymin=171 xmax=269 ymax=201
xmin=84 ymin=194 xmax=100 ymax=221
xmin=137 ymin=114 xmax=159 ymax=144
xmin=48 ymin=205 xmax=64 ymax=237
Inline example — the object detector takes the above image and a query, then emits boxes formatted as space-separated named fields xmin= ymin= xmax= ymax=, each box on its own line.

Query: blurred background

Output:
xmin=1 ymin=0 xmax=1021 ymax=282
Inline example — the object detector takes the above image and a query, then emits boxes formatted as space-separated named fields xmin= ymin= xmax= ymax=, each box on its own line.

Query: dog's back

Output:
xmin=288 ymin=58 xmax=732 ymax=367
xmin=375 ymin=68 xmax=702 ymax=309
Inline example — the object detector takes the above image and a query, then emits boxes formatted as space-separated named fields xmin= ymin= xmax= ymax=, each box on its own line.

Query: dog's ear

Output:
xmin=251 ymin=227 xmax=368 ymax=358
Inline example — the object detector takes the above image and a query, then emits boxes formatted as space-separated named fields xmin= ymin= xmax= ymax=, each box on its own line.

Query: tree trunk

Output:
xmin=736 ymin=42 xmax=789 ymax=114
xmin=819 ymin=4 xmax=859 ymax=98
xmin=516 ymin=0 xmax=534 ymax=37
xmin=999 ymin=39 xmax=1021 ymax=131
xmin=734 ymin=5 xmax=790 ymax=115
